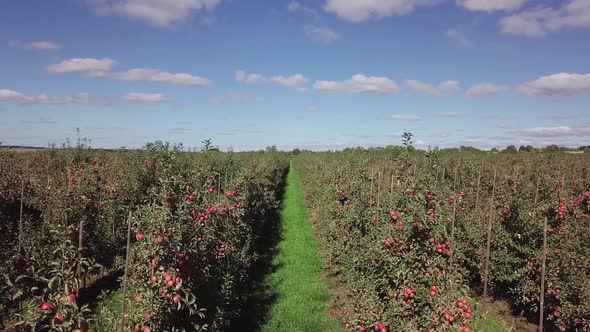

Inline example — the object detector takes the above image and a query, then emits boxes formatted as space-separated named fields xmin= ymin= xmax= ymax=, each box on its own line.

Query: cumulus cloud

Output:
xmin=304 ymin=25 xmax=341 ymax=43
xmin=0 ymin=89 xmax=27 ymax=102
xmin=121 ymin=92 xmax=168 ymax=103
xmin=235 ymin=70 xmax=309 ymax=90
xmin=1 ymin=89 xmax=166 ymax=105
xmin=47 ymin=58 xmax=210 ymax=86
xmin=464 ymin=137 xmax=482 ymax=144
xmin=0 ymin=89 xmax=110 ymax=105
xmin=209 ymin=92 xmax=263 ymax=105
xmin=324 ymin=0 xmax=441 ymax=22
xmin=405 ymin=80 xmax=460 ymax=96
xmin=288 ymin=1 xmax=318 ymax=16
xmin=510 ymin=125 xmax=590 ymax=137
xmin=46 ymin=58 xmax=117 ymax=75
xmin=89 ymin=0 xmax=222 ymax=27
xmin=110 ymin=68 xmax=210 ymax=86
xmin=444 ymin=29 xmax=473 ymax=47
xmin=235 ymin=70 xmax=265 ymax=84
xmin=384 ymin=132 xmax=404 ymax=138
xmin=438 ymin=111 xmax=464 ymax=117
xmin=500 ymin=0 xmax=590 ymax=37
xmin=518 ymin=73 xmax=590 ymax=96
xmin=20 ymin=117 xmax=57 ymax=124
xmin=465 ymin=82 xmax=507 ymax=98
xmin=24 ymin=41 xmax=62 ymax=51
xmin=270 ymin=74 xmax=309 ymax=89
xmin=314 ymin=74 xmax=399 ymax=94
xmin=457 ymin=0 xmax=526 ymax=12
xmin=391 ymin=114 xmax=421 ymax=121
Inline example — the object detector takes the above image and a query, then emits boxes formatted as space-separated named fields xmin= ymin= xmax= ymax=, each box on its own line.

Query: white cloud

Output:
xmin=518 ymin=73 xmax=590 ymax=96
xmin=438 ymin=111 xmax=464 ymax=117
xmin=121 ymin=92 xmax=168 ymax=103
xmin=288 ymin=1 xmax=318 ymax=16
xmin=47 ymin=58 xmax=210 ymax=87
xmin=324 ymin=0 xmax=441 ymax=22
xmin=46 ymin=58 xmax=117 ymax=75
xmin=500 ymin=0 xmax=590 ymax=37
xmin=209 ymin=92 xmax=263 ymax=105
xmin=511 ymin=125 xmax=590 ymax=137
xmin=385 ymin=132 xmax=403 ymax=138
xmin=235 ymin=70 xmax=309 ymax=90
xmin=110 ymin=68 xmax=210 ymax=86
xmin=270 ymin=74 xmax=309 ymax=89
xmin=304 ymin=25 xmax=341 ymax=43
xmin=457 ymin=0 xmax=526 ymax=12
xmin=0 ymin=89 xmax=29 ymax=102
xmin=391 ymin=114 xmax=421 ymax=121
xmin=235 ymin=70 xmax=265 ymax=84
xmin=444 ymin=29 xmax=473 ymax=47
xmin=0 ymin=89 xmax=109 ymax=105
xmin=464 ymin=137 xmax=482 ymax=144
xmin=24 ymin=41 xmax=61 ymax=51
xmin=465 ymin=82 xmax=507 ymax=98
xmin=405 ymin=80 xmax=460 ymax=96
xmin=314 ymin=74 xmax=399 ymax=94
xmin=90 ymin=0 xmax=222 ymax=27
xmin=430 ymin=132 xmax=450 ymax=137
xmin=20 ymin=117 xmax=57 ymax=124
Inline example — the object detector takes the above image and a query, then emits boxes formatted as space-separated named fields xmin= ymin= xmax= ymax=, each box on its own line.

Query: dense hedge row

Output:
xmin=294 ymin=149 xmax=590 ymax=332
xmin=0 ymin=144 xmax=289 ymax=331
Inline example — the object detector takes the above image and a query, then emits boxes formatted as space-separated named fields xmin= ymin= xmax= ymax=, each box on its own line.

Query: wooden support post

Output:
xmin=377 ymin=171 xmax=381 ymax=209
xmin=539 ymin=216 xmax=548 ymax=332
xmin=18 ymin=178 xmax=24 ymax=254
xmin=482 ymin=168 xmax=497 ymax=299
xmin=476 ymin=166 xmax=483 ymax=224
xmin=76 ymin=218 xmax=84 ymax=294
xmin=120 ymin=211 xmax=133 ymax=332
xmin=448 ymin=167 xmax=458 ymax=290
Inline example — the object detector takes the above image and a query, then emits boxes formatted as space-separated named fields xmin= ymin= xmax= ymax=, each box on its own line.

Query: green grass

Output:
xmin=471 ymin=301 xmax=516 ymax=332
xmin=91 ymin=290 xmax=124 ymax=331
xmin=261 ymin=164 xmax=340 ymax=332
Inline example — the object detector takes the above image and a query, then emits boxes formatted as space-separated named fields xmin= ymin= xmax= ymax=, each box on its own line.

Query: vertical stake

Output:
xmin=448 ymin=166 xmax=458 ymax=290
xmin=539 ymin=216 xmax=548 ymax=332
xmin=377 ymin=171 xmax=381 ymax=209
xmin=482 ymin=168 xmax=497 ymax=299
xmin=120 ymin=211 xmax=133 ymax=332
xmin=18 ymin=178 xmax=24 ymax=254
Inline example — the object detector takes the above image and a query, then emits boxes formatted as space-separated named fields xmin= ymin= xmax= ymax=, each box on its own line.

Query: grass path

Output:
xmin=261 ymin=164 xmax=340 ymax=332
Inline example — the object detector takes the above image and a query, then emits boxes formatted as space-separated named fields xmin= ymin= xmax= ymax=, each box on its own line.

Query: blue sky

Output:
xmin=1 ymin=0 xmax=589 ymax=151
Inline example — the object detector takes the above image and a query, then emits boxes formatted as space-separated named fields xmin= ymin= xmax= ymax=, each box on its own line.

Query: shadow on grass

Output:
xmin=78 ymin=269 xmax=123 ymax=312
xmin=227 ymin=170 xmax=288 ymax=332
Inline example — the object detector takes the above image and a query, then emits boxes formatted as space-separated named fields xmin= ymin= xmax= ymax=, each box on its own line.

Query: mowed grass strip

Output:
xmin=261 ymin=165 xmax=340 ymax=332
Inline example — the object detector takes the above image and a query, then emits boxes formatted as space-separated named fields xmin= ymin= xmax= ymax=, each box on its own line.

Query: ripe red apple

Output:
xmin=68 ymin=293 xmax=77 ymax=303
xmin=39 ymin=302 xmax=53 ymax=311
xmin=136 ymin=234 xmax=145 ymax=241
xmin=53 ymin=312 xmax=64 ymax=323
